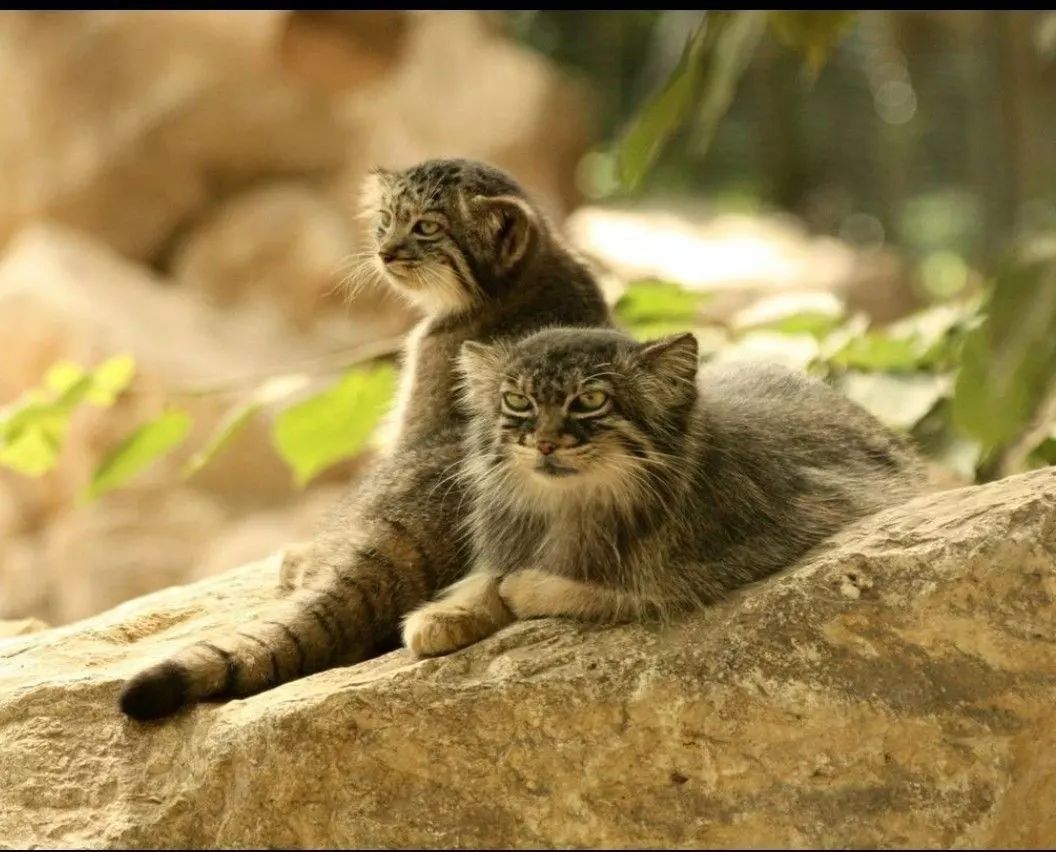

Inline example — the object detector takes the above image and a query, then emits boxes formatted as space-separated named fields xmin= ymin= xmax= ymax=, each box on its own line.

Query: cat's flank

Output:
xmin=119 ymin=160 xmax=610 ymax=721
xmin=402 ymin=327 xmax=926 ymax=656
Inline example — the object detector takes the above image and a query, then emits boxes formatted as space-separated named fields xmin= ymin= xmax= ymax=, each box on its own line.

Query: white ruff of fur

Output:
xmin=474 ymin=437 xmax=693 ymax=623
xmin=373 ymin=256 xmax=478 ymax=319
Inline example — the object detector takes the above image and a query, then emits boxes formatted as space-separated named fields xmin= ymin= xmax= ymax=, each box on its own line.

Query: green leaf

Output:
xmin=182 ymin=401 xmax=261 ymax=480
xmin=689 ymin=11 xmax=768 ymax=159
xmin=44 ymin=362 xmax=87 ymax=395
xmin=616 ymin=16 xmax=713 ymax=191
xmin=0 ymin=428 xmax=62 ymax=476
xmin=616 ymin=12 xmax=765 ymax=191
xmin=953 ymin=239 xmax=1056 ymax=458
xmin=615 ymin=279 xmax=704 ymax=327
xmin=827 ymin=299 xmax=981 ymax=373
xmin=828 ymin=332 xmax=922 ymax=372
xmin=84 ymin=410 xmax=191 ymax=501
xmin=0 ymin=354 xmax=137 ymax=479
xmin=180 ymin=373 xmax=311 ymax=480
xmin=840 ymin=371 xmax=953 ymax=432
xmin=731 ymin=292 xmax=845 ymax=338
xmin=769 ymin=11 xmax=857 ymax=74
xmin=86 ymin=354 xmax=136 ymax=406
xmin=0 ymin=376 xmax=91 ymax=475
xmin=272 ymin=364 xmax=396 ymax=487
xmin=1031 ymin=433 xmax=1056 ymax=468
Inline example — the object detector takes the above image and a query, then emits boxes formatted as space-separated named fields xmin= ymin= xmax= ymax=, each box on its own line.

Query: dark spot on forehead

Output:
xmin=505 ymin=329 xmax=637 ymax=401
xmin=399 ymin=158 xmax=527 ymax=202
xmin=509 ymin=328 xmax=632 ymax=373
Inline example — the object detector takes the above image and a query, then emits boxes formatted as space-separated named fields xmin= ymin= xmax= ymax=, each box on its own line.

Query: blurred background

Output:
xmin=1 ymin=11 xmax=1054 ymax=630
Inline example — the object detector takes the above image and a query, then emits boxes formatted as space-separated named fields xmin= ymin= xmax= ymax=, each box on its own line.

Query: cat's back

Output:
xmin=695 ymin=359 xmax=924 ymax=486
xmin=697 ymin=359 xmax=847 ymax=428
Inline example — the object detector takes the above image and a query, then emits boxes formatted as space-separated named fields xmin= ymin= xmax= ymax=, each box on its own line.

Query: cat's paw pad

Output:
xmin=402 ymin=605 xmax=495 ymax=658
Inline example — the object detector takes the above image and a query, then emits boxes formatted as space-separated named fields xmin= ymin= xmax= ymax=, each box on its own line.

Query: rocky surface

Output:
xmin=1 ymin=467 xmax=1053 ymax=848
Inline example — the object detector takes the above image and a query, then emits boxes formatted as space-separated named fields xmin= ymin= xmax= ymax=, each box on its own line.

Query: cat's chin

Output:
xmin=533 ymin=459 xmax=579 ymax=478
xmin=385 ymin=263 xmax=477 ymax=317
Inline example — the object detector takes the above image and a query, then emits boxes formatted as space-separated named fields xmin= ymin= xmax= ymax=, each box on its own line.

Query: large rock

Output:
xmin=0 ymin=11 xmax=595 ymax=264
xmin=1 ymin=468 xmax=1054 ymax=847
xmin=0 ymin=11 xmax=342 ymax=261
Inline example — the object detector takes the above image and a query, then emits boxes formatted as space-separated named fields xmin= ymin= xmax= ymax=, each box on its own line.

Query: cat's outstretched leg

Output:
xmin=498 ymin=569 xmax=637 ymax=622
xmin=402 ymin=571 xmax=513 ymax=657
xmin=278 ymin=541 xmax=315 ymax=591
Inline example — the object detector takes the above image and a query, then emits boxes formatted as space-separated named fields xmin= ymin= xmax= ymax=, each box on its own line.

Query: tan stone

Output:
xmin=334 ymin=11 xmax=596 ymax=220
xmin=0 ymin=11 xmax=346 ymax=261
xmin=40 ymin=486 xmax=229 ymax=626
xmin=279 ymin=11 xmax=410 ymax=92
xmin=169 ymin=181 xmax=413 ymax=337
xmin=0 ymin=618 xmax=49 ymax=639
xmin=0 ymin=467 xmax=1053 ymax=847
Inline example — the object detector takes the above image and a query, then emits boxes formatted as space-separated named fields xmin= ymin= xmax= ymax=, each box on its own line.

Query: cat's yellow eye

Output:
xmin=413 ymin=220 xmax=442 ymax=237
xmin=574 ymin=390 xmax=608 ymax=412
xmin=502 ymin=392 xmax=532 ymax=412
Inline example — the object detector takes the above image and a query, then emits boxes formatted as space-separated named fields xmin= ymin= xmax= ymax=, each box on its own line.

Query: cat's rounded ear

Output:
xmin=470 ymin=195 xmax=537 ymax=270
xmin=640 ymin=332 xmax=699 ymax=384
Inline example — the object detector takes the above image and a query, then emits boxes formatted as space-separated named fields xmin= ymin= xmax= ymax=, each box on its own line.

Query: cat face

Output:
xmin=460 ymin=328 xmax=699 ymax=505
xmin=359 ymin=159 xmax=540 ymax=316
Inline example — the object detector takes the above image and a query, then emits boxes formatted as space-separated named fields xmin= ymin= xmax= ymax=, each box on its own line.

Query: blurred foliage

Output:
xmin=1 ymin=11 xmax=1053 ymax=497
xmin=84 ymin=410 xmax=190 ymax=502
xmin=273 ymin=364 xmax=396 ymax=487
xmin=953 ymin=238 xmax=1056 ymax=473
xmin=618 ymin=12 xmax=767 ymax=190
xmin=768 ymin=12 xmax=857 ymax=74
xmin=0 ymin=356 xmax=134 ymax=476
xmin=0 ymin=354 xmax=396 ymax=499
xmin=614 ymin=240 xmax=1056 ymax=482
xmin=615 ymin=11 xmax=855 ymax=191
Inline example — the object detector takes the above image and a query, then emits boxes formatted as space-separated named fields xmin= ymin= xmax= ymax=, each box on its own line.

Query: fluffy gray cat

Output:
xmin=119 ymin=160 xmax=610 ymax=720
xmin=403 ymin=327 xmax=926 ymax=655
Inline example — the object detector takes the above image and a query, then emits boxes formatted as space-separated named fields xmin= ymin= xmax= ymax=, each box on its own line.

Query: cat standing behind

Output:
xmin=119 ymin=160 xmax=610 ymax=721
xmin=403 ymin=327 xmax=926 ymax=655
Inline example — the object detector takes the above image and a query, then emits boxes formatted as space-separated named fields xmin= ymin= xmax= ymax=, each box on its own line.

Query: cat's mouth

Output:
xmin=534 ymin=457 xmax=579 ymax=477
xmin=381 ymin=259 xmax=421 ymax=280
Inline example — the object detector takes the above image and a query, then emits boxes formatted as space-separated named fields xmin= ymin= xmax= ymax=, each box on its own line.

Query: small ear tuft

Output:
xmin=458 ymin=340 xmax=500 ymax=376
xmin=470 ymin=194 xmax=537 ymax=270
xmin=358 ymin=168 xmax=396 ymax=216
xmin=457 ymin=339 xmax=509 ymax=414
xmin=640 ymin=332 xmax=699 ymax=382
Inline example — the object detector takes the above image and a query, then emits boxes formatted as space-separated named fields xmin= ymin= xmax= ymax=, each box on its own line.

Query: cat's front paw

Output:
xmin=498 ymin=569 xmax=560 ymax=619
xmin=402 ymin=603 xmax=500 ymax=658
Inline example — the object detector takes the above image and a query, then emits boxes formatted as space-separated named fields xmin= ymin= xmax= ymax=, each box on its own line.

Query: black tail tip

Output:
xmin=119 ymin=662 xmax=190 ymax=721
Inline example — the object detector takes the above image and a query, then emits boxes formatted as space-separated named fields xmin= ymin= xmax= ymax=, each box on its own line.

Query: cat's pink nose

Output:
xmin=536 ymin=440 xmax=557 ymax=456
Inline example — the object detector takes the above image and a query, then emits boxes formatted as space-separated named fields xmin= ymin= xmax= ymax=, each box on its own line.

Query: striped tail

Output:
xmin=120 ymin=537 xmax=435 ymax=721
